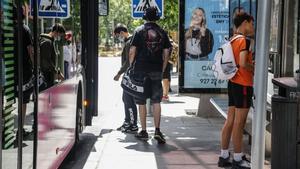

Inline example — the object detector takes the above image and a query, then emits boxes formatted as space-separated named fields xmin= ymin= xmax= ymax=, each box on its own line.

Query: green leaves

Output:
xmin=99 ymin=0 xmax=179 ymax=45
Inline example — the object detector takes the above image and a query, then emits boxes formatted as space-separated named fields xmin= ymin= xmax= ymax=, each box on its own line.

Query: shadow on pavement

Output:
xmin=59 ymin=129 xmax=113 ymax=169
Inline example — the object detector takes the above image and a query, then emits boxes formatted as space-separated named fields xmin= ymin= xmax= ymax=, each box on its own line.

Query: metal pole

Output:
xmin=16 ymin=1 xmax=24 ymax=169
xmin=32 ymin=0 xmax=39 ymax=168
xmin=41 ymin=19 xmax=44 ymax=33
xmin=251 ymin=0 xmax=272 ymax=169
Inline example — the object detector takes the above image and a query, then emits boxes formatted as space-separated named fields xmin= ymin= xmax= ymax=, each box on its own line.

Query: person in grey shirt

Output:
xmin=113 ymin=24 xmax=138 ymax=133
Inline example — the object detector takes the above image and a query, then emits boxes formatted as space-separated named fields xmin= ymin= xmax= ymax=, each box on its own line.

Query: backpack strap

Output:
xmin=230 ymin=34 xmax=244 ymax=43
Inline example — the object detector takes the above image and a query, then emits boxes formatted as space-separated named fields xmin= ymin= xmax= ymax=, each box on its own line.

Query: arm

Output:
xmin=163 ymin=33 xmax=172 ymax=71
xmin=162 ymin=48 xmax=170 ymax=73
xmin=239 ymin=50 xmax=254 ymax=72
xmin=114 ymin=44 xmax=131 ymax=81
xmin=117 ymin=43 xmax=131 ymax=75
xmin=27 ymin=45 xmax=34 ymax=64
xmin=129 ymin=46 xmax=136 ymax=65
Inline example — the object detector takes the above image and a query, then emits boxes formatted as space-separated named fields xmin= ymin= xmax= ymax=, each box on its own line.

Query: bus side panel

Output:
xmin=37 ymin=78 xmax=79 ymax=169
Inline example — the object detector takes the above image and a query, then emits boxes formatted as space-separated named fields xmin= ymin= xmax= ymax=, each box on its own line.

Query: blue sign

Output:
xmin=31 ymin=0 xmax=70 ymax=18
xmin=132 ymin=0 xmax=164 ymax=19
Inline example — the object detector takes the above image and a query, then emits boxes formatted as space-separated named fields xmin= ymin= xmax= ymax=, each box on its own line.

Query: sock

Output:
xmin=221 ymin=149 xmax=229 ymax=158
xmin=155 ymin=128 xmax=160 ymax=132
xmin=233 ymin=153 xmax=243 ymax=161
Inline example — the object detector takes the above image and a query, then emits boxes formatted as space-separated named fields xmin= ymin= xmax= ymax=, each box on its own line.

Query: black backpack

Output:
xmin=142 ymin=24 xmax=164 ymax=54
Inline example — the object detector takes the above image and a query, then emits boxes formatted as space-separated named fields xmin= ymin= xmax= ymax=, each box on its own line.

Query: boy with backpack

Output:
xmin=217 ymin=12 xmax=254 ymax=169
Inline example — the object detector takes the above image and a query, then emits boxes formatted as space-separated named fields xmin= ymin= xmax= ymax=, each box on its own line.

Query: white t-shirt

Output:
xmin=63 ymin=45 xmax=72 ymax=63
xmin=186 ymin=38 xmax=202 ymax=55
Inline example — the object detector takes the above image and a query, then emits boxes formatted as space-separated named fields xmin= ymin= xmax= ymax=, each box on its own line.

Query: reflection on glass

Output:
xmin=270 ymin=0 xmax=280 ymax=52
xmin=2 ymin=1 xmax=18 ymax=169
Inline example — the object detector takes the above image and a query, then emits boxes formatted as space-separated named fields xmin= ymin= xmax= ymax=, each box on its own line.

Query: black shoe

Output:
xmin=154 ymin=130 xmax=166 ymax=144
xmin=218 ymin=154 xmax=231 ymax=167
xmin=135 ymin=130 xmax=149 ymax=141
xmin=117 ymin=122 xmax=130 ymax=131
xmin=242 ymin=155 xmax=250 ymax=163
xmin=232 ymin=159 xmax=251 ymax=169
xmin=122 ymin=125 xmax=138 ymax=133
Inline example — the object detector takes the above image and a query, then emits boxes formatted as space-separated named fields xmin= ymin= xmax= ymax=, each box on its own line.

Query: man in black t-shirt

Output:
xmin=129 ymin=7 xmax=172 ymax=144
xmin=13 ymin=5 xmax=34 ymax=136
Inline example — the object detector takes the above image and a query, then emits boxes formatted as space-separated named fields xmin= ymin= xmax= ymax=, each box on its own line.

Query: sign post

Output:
xmin=131 ymin=0 xmax=164 ymax=19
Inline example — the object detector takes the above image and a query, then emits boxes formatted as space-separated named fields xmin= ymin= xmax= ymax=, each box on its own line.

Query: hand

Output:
xmin=55 ymin=72 xmax=64 ymax=81
xmin=113 ymin=74 xmax=121 ymax=81
xmin=200 ymin=27 xmax=206 ymax=37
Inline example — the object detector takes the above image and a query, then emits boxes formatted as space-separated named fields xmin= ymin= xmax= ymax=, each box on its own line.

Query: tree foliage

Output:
xmin=99 ymin=0 xmax=179 ymax=45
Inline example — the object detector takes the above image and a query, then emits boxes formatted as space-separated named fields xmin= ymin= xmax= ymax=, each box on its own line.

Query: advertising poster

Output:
xmin=183 ymin=0 xmax=229 ymax=89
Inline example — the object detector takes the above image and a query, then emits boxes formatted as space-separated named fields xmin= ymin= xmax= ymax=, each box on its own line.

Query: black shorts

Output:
xmin=15 ymin=83 xmax=33 ymax=104
xmin=228 ymin=81 xmax=253 ymax=108
xmin=23 ymin=88 xmax=32 ymax=104
xmin=135 ymin=72 xmax=163 ymax=105
xmin=162 ymin=63 xmax=171 ymax=80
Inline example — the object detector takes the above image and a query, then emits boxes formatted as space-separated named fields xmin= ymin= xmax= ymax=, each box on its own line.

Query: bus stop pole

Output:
xmin=251 ymin=0 xmax=272 ymax=168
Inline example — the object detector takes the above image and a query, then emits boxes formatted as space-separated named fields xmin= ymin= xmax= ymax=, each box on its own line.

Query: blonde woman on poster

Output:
xmin=185 ymin=7 xmax=214 ymax=61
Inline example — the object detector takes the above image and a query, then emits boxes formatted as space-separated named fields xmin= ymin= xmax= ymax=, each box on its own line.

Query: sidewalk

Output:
xmin=62 ymin=57 xmax=270 ymax=169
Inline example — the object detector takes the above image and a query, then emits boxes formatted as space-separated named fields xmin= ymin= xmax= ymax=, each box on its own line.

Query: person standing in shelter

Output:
xmin=13 ymin=4 xmax=34 ymax=137
xmin=39 ymin=23 xmax=65 ymax=90
xmin=63 ymin=32 xmax=73 ymax=79
xmin=113 ymin=24 xmax=138 ymax=133
xmin=129 ymin=7 xmax=172 ymax=144
xmin=162 ymin=37 xmax=175 ymax=102
xmin=218 ymin=12 xmax=254 ymax=169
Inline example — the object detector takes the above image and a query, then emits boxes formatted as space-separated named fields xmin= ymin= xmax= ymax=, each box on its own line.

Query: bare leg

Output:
xmin=221 ymin=106 xmax=235 ymax=149
xmin=232 ymin=108 xmax=249 ymax=153
xmin=152 ymin=103 xmax=161 ymax=128
xmin=138 ymin=104 xmax=147 ymax=130
xmin=162 ymin=79 xmax=170 ymax=97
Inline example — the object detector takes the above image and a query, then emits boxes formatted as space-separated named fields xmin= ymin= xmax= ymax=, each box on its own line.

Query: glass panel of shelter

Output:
xmin=1 ymin=0 xmax=19 ymax=168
